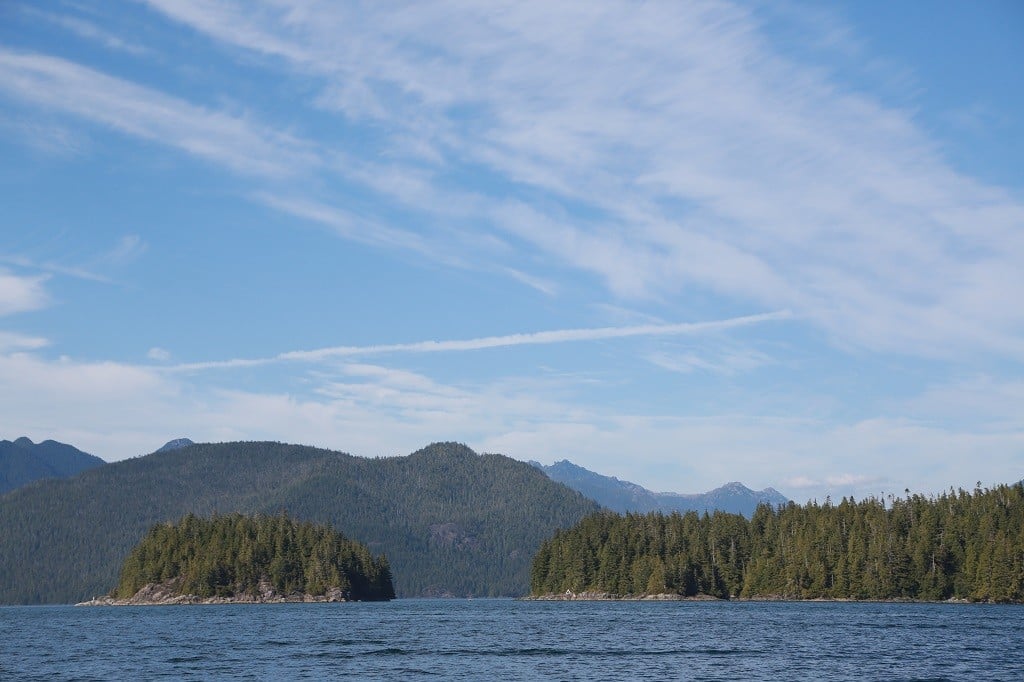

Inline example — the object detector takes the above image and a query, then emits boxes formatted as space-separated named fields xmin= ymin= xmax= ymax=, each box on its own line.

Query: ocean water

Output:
xmin=2 ymin=599 xmax=1022 ymax=680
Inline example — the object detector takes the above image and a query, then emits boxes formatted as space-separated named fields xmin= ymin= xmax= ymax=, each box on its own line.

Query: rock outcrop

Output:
xmin=77 ymin=578 xmax=350 ymax=606
xmin=526 ymin=590 xmax=721 ymax=601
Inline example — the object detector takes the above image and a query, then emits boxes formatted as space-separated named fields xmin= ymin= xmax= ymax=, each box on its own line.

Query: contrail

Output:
xmin=165 ymin=309 xmax=793 ymax=372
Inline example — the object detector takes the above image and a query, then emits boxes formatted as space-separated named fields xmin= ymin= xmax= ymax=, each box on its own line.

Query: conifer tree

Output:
xmin=531 ymin=483 xmax=1024 ymax=602
xmin=113 ymin=513 xmax=394 ymax=601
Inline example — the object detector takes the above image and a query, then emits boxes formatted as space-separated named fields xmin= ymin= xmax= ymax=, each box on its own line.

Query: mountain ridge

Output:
xmin=0 ymin=437 xmax=106 ymax=495
xmin=533 ymin=459 xmax=788 ymax=517
xmin=0 ymin=440 xmax=599 ymax=604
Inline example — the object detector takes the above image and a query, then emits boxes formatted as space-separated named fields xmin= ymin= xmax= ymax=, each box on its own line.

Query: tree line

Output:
xmin=113 ymin=512 xmax=394 ymax=601
xmin=531 ymin=482 xmax=1024 ymax=602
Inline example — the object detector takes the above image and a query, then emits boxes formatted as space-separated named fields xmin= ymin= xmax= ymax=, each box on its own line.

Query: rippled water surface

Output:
xmin=3 ymin=600 xmax=1022 ymax=680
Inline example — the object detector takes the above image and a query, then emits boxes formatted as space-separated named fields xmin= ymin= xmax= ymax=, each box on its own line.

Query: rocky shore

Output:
xmin=526 ymin=591 xmax=722 ymax=601
xmin=526 ymin=591 xmax=977 ymax=603
xmin=76 ymin=579 xmax=350 ymax=606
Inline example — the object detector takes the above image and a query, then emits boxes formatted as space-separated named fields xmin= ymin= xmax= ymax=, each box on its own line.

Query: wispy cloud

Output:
xmin=0 ymin=95 xmax=528 ymax=291
xmin=102 ymin=235 xmax=148 ymax=266
xmin=252 ymin=193 xmax=448 ymax=263
xmin=0 ymin=49 xmax=317 ymax=177
xmin=21 ymin=7 xmax=152 ymax=56
xmin=167 ymin=311 xmax=793 ymax=372
xmin=646 ymin=343 xmax=775 ymax=376
xmin=10 ymin=2 xmax=1022 ymax=354
xmin=0 ymin=114 xmax=86 ymax=157
xmin=1 ymin=234 xmax=146 ymax=285
xmin=499 ymin=267 xmax=558 ymax=297
xmin=0 ymin=255 xmax=111 ymax=284
xmin=138 ymin=0 xmax=1024 ymax=359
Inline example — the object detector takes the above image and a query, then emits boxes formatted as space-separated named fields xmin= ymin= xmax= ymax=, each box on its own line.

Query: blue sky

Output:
xmin=1 ymin=1 xmax=1021 ymax=502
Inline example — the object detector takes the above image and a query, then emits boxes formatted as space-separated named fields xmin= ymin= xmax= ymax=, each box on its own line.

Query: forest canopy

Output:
xmin=531 ymin=483 xmax=1024 ymax=602
xmin=113 ymin=512 xmax=394 ymax=601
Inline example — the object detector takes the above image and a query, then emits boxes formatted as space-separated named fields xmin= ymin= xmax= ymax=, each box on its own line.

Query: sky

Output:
xmin=0 ymin=1 xmax=1022 ymax=503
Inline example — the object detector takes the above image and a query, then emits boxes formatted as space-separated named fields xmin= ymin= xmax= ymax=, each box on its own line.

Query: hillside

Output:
xmin=0 ymin=437 xmax=106 ymax=495
xmin=535 ymin=459 xmax=787 ymax=516
xmin=0 ymin=441 xmax=599 ymax=604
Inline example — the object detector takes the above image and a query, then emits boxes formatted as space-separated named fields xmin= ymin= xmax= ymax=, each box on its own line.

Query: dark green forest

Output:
xmin=114 ymin=513 xmax=393 ymax=601
xmin=0 ymin=441 xmax=598 ymax=603
xmin=532 ymin=483 xmax=1024 ymax=602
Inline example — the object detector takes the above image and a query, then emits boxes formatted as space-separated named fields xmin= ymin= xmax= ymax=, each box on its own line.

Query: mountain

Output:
xmin=0 ymin=437 xmax=106 ymax=495
xmin=0 ymin=441 xmax=598 ymax=604
xmin=155 ymin=438 xmax=194 ymax=452
xmin=689 ymin=481 xmax=789 ymax=516
xmin=533 ymin=459 xmax=787 ymax=517
xmin=533 ymin=460 xmax=660 ymax=512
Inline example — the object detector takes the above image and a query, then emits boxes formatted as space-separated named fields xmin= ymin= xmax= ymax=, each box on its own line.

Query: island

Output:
xmin=78 ymin=512 xmax=394 ymax=605
xmin=530 ymin=482 xmax=1024 ymax=603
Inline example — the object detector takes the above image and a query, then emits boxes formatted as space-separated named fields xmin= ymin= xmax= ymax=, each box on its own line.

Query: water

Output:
xmin=2 ymin=600 xmax=1022 ymax=680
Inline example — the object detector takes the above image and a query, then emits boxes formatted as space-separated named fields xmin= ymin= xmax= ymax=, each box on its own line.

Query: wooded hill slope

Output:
xmin=531 ymin=483 xmax=1024 ymax=602
xmin=0 ymin=441 xmax=598 ymax=603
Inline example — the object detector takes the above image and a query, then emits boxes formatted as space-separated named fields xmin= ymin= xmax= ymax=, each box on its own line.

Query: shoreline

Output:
xmin=76 ymin=580 xmax=353 ymax=606
xmin=76 ymin=593 xmax=352 ymax=606
xmin=526 ymin=592 xmax=720 ymax=602
xmin=524 ymin=591 xmax=986 ymax=604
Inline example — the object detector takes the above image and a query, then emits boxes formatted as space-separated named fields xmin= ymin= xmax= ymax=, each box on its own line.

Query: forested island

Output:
xmin=531 ymin=483 xmax=1024 ymax=603
xmin=81 ymin=513 xmax=394 ymax=605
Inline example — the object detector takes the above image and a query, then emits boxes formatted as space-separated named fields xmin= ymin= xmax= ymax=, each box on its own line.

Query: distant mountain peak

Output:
xmin=537 ymin=460 xmax=788 ymax=517
xmin=156 ymin=438 xmax=194 ymax=453
xmin=1 ymin=437 xmax=105 ymax=495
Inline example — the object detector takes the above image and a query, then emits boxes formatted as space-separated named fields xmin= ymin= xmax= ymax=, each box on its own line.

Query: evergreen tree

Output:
xmin=531 ymin=483 xmax=1024 ymax=602
xmin=113 ymin=513 xmax=394 ymax=601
